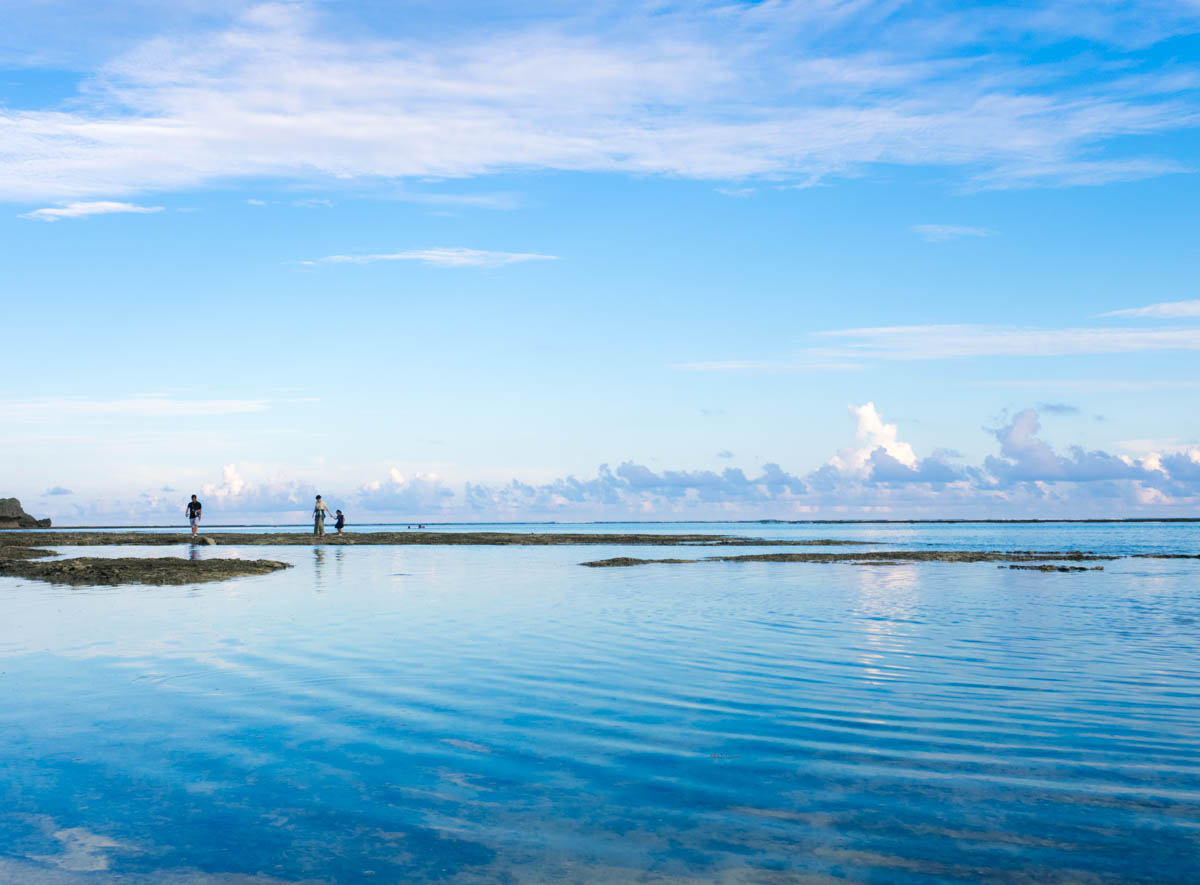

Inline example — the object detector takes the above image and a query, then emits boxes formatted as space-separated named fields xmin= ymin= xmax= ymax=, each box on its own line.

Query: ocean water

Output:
xmin=1 ymin=522 xmax=1198 ymax=883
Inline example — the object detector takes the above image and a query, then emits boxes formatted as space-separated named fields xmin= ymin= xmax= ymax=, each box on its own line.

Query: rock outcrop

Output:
xmin=0 ymin=498 xmax=51 ymax=529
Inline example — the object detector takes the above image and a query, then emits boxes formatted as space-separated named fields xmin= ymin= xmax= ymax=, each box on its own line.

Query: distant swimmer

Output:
xmin=335 ymin=509 xmax=346 ymax=534
xmin=186 ymin=495 xmax=202 ymax=537
xmin=313 ymin=495 xmax=331 ymax=537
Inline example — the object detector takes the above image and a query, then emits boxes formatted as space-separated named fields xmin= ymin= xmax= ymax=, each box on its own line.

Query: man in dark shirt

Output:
xmin=186 ymin=495 xmax=202 ymax=537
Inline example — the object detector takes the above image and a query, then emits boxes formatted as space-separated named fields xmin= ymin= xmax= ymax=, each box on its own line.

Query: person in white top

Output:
xmin=313 ymin=495 xmax=332 ymax=537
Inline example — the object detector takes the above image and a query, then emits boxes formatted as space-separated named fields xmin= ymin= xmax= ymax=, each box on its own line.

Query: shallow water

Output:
xmin=2 ymin=523 xmax=1198 ymax=883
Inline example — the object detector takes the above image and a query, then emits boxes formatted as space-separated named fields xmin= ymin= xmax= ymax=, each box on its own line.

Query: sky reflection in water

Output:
xmin=2 ymin=523 xmax=1199 ymax=883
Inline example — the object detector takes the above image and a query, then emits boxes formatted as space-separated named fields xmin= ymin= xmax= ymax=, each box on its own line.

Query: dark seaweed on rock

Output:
xmin=1003 ymin=564 xmax=1105 ymax=572
xmin=0 ymin=556 xmax=291 ymax=586
xmin=580 ymin=550 xmax=1119 ymax=568
xmin=0 ymin=546 xmax=55 ymax=561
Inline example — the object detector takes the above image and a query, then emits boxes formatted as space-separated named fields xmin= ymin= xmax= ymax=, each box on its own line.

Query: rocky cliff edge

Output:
xmin=0 ymin=498 xmax=51 ymax=529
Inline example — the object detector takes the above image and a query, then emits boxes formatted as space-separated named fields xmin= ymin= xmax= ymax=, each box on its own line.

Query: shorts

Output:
xmin=190 ymin=517 xmax=200 ymax=527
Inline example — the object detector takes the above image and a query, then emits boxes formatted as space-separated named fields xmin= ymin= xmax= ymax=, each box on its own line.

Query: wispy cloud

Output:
xmin=395 ymin=191 xmax=522 ymax=210
xmin=20 ymin=201 xmax=164 ymax=221
xmin=310 ymin=247 xmax=558 ymax=268
xmin=911 ymin=224 xmax=994 ymax=242
xmin=817 ymin=324 xmax=1200 ymax=359
xmin=973 ymin=379 xmax=1200 ymax=390
xmin=682 ymin=320 xmax=1200 ymax=373
xmin=677 ymin=358 xmax=866 ymax=372
xmin=42 ymin=486 xmax=73 ymax=496
xmin=1100 ymin=298 xmax=1200 ymax=318
xmin=7 ymin=395 xmax=271 ymax=422
xmin=1 ymin=2 xmax=1198 ymax=201
xmin=1037 ymin=401 xmax=1080 ymax=415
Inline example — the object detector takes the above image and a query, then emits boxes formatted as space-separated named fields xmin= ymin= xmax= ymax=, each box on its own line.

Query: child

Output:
xmin=335 ymin=509 xmax=346 ymax=534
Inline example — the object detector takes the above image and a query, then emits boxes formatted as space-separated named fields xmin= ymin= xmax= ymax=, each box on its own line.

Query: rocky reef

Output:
xmin=0 ymin=498 xmax=50 ymax=530
xmin=580 ymin=550 xmax=1119 ymax=567
xmin=0 ymin=556 xmax=291 ymax=585
xmin=0 ymin=542 xmax=290 ymax=585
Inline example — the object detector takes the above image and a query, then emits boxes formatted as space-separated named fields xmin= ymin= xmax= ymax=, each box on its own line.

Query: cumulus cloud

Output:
xmin=911 ymin=224 xmax=994 ymax=242
xmin=201 ymin=463 xmax=318 ymax=514
xmin=463 ymin=461 xmax=810 ymax=516
xmin=20 ymin=201 xmax=164 ymax=221
xmin=1101 ymin=299 xmax=1200 ymax=319
xmin=982 ymin=409 xmax=1150 ymax=485
xmin=309 ymin=248 xmax=557 ymax=268
xmin=2 ymin=1 xmax=1198 ymax=202
xmin=358 ymin=469 xmax=455 ymax=511
xmin=828 ymin=402 xmax=917 ymax=476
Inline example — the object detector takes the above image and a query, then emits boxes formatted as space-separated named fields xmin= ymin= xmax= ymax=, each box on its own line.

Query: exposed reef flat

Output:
xmin=580 ymin=550 xmax=1119 ymax=568
xmin=0 ymin=531 xmax=864 ymax=548
xmin=0 ymin=554 xmax=291 ymax=585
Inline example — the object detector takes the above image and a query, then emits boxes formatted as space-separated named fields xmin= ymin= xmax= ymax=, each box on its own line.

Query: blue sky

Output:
xmin=3 ymin=0 xmax=1200 ymax=523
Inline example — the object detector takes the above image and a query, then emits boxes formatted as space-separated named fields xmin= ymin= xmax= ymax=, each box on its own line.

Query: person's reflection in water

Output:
xmin=313 ymin=546 xmax=326 ymax=591
xmin=334 ymin=547 xmax=345 ymax=584
xmin=189 ymin=546 xmax=200 ymax=562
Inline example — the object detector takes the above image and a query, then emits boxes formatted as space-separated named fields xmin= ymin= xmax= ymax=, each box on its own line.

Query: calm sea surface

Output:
xmin=2 ymin=522 xmax=1198 ymax=883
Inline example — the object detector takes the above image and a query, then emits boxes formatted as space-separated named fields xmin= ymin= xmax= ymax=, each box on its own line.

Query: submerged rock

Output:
xmin=0 ymin=498 xmax=50 ymax=529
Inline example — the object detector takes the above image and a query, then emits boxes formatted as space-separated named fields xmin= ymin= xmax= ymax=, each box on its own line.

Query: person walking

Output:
xmin=186 ymin=495 xmax=202 ymax=537
xmin=313 ymin=495 xmax=331 ymax=537
xmin=334 ymin=509 xmax=346 ymax=535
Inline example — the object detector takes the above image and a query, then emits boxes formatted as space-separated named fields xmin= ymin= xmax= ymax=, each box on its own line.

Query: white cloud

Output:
xmin=1100 ymin=298 xmax=1200 ymax=318
xmin=828 ymin=402 xmax=917 ymax=476
xmin=911 ymin=224 xmax=994 ymax=242
xmin=680 ymin=322 xmax=1200 ymax=373
xmin=1115 ymin=437 xmax=1197 ymax=455
xmin=312 ymin=247 xmax=558 ymax=268
xmin=394 ymin=191 xmax=521 ymax=210
xmin=1 ymin=2 xmax=1198 ymax=202
xmin=20 ymin=200 xmax=164 ymax=221
xmin=972 ymin=379 xmax=1200 ymax=390
xmin=816 ymin=324 xmax=1200 ymax=359
xmin=6 ymin=395 xmax=270 ymax=421
xmin=676 ymin=358 xmax=867 ymax=372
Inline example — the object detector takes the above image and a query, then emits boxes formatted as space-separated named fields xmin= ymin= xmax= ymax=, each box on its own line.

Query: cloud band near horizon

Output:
xmin=31 ymin=403 xmax=1200 ymax=523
